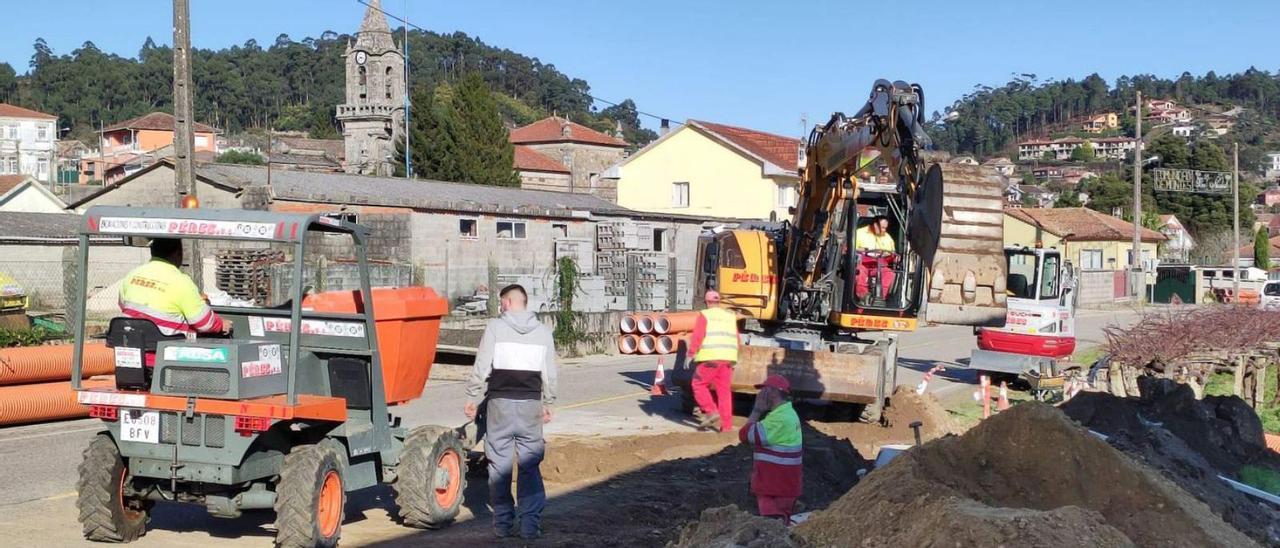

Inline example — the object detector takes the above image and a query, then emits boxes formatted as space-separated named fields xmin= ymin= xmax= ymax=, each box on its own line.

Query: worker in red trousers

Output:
xmin=686 ymin=290 xmax=740 ymax=432
xmin=739 ymin=374 xmax=803 ymax=523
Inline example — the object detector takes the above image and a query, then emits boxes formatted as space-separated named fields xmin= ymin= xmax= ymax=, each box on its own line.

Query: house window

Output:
xmin=496 ymin=220 xmax=526 ymax=240
xmin=195 ymin=135 xmax=208 ymax=148
xmin=653 ymin=228 xmax=666 ymax=252
xmin=37 ymin=159 xmax=49 ymax=176
xmin=459 ymin=219 xmax=478 ymax=239
xmin=776 ymin=185 xmax=796 ymax=208
xmin=671 ymin=182 xmax=689 ymax=208
xmin=4 ymin=126 xmax=15 ymax=139
xmin=37 ymin=125 xmax=48 ymax=141
xmin=1081 ymin=249 xmax=1103 ymax=270
xmin=552 ymin=223 xmax=568 ymax=238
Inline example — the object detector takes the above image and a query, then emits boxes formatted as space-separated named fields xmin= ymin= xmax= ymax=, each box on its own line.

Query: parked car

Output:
xmin=1260 ymin=280 xmax=1280 ymax=310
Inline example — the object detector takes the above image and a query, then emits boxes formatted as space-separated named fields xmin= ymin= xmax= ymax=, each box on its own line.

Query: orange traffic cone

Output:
xmin=651 ymin=357 xmax=669 ymax=396
xmin=997 ymin=381 xmax=1011 ymax=411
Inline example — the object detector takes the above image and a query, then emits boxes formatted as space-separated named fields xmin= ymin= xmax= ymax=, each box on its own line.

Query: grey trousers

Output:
xmin=484 ymin=397 xmax=545 ymax=534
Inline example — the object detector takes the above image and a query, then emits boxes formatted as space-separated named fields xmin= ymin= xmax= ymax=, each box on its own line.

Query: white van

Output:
xmin=1262 ymin=280 xmax=1280 ymax=310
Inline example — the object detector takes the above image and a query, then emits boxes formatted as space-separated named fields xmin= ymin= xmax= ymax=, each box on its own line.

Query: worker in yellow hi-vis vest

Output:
xmin=686 ymin=290 xmax=740 ymax=432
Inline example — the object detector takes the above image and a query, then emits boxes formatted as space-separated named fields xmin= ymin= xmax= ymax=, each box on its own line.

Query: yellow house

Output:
xmin=609 ymin=120 xmax=800 ymax=220
xmin=1082 ymin=112 xmax=1119 ymax=133
xmin=1004 ymin=207 xmax=1165 ymax=273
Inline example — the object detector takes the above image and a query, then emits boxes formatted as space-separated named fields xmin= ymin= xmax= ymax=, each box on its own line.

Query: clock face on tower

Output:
xmin=355 ymin=51 xmax=367 ymax=65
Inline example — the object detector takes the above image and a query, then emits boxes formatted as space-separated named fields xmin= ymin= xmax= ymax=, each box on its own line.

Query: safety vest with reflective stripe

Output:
xmin=739 ymin=401 xmax=803 ymax=497
xmin=118 ymin=259 xmax=223 ymax=336
xmin=694 ymin=307 xmax=739 ymax=363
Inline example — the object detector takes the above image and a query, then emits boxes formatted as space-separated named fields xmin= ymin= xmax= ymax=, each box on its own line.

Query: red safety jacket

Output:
xmin=738 ymin=401 xmax=803 ymax=497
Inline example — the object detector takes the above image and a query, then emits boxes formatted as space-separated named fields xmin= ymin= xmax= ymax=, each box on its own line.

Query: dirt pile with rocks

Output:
xmin=808 ymin=386 xmax=957 ymax=453
xmin=667 ymin=505 xmax=797 ymax=548
xmin=1062 ymin=377 xmax=1280 ymax=545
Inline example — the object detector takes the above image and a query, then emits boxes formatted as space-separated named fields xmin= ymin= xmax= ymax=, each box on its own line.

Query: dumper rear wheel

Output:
xmin=77 ymin=434 xmax=148 ymax=543
xmin=396 ymin=426 xmax=466 ymax=528
xmin=274 ymin=440 xmax=346 ymax=548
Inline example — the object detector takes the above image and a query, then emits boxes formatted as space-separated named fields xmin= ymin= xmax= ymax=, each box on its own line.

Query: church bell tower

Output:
xmin=337 ymin=0 xmax=405 ymax=176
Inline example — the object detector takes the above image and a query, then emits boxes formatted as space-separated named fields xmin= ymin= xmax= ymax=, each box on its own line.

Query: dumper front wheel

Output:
xmin=77 ymin=434 xmax=149 ymax=543
xmin=274 ymin=440 xmax=346 ymax=548
xmin=396 ymin=426 xmax=466 ymax=529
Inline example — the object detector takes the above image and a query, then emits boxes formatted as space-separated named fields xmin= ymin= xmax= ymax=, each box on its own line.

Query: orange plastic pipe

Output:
xmin=0 ymin=343 xmax=114 ymax=386
xmin=636 ymin=314 xmax=657 ymax=334
xmin=657 ymin=333 xmax=688 ymax=354
xmin=619 ymin=315 xmax=639 ymax=334
xmin=617 ymin=334 xmax=639 ymax=354
xmin=638 ymin=335 xmax=658 ymax=354
xmin=655 ymin=311 xmax=700 ymax=335
xmin=0 ymin=377 xmax=114 ymax=426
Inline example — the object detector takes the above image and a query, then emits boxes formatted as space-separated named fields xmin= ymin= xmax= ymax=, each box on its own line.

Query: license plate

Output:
xmin=120 ymin=410 xmax=159 ymax=444
xmin=114 ymin=347 xmax=142 ymax=369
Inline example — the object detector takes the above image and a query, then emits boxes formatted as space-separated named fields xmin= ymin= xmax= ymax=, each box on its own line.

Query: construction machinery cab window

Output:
xmin=1040 ymin=254 xmax=1061 ymax=299
xmin=497 ymin=220 xmax=526 ymax=240
xmin=1007 ymin=251 xmax=1038 ymax=299
xmin=719 ymin=233 xmax=746 ymax=269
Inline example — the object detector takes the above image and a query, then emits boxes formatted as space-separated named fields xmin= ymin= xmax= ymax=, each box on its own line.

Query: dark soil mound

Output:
xmin=668 ymin=506 xmax=796 ymax=548
xmin=795 ymin=403 xmax=1254 ymax=547
xmin=1061 ymin=379 xmax=1280 ymax=545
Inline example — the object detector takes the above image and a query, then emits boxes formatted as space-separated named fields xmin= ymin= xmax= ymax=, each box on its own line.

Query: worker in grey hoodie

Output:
xmin=464 ymin=284 xmax=558 ymax=540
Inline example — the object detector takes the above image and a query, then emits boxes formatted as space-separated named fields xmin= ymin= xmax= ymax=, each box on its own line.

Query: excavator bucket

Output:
xmin=923 ymin=164 xmax=1007 ymax=326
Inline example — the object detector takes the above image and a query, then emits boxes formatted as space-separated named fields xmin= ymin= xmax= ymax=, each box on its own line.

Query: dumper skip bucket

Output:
xmin=304 ymin=287 xmax=448 ymax=405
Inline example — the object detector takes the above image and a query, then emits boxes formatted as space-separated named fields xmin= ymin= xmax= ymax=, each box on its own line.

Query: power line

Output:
xmin=355 ymin=0 xmax=681 ymax=126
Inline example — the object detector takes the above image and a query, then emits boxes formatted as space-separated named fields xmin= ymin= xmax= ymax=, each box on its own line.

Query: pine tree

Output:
xmin=397 ymin=75 xmax=518 ymax=186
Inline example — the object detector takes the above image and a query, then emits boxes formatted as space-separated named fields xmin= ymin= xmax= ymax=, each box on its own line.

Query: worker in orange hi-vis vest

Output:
xmin=686 ymin=290 xmax=740 ymax=433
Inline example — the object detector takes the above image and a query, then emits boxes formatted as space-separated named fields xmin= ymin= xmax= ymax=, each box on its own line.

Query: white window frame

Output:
xmin=1080 ymin=249 xmax=1104 ymax=270
xmin=496 ymin=219 xmax=527 ymax=240
xmin=37 ymin=125 xmax=48 ymax=141
xmin=195 ymin=135 xmax=209 ymax=148
xmin=671 ymin=182 xmax=690 ymax=208
xmin=776 ymin=184 xmax=796 ymax=208
xmin=459 ymin=218 xmax=478 ymax=240
xmin=4 ymin=126 xmax=15 ymax=139
xmin=37 ymin=159 xmax=49 ymax=176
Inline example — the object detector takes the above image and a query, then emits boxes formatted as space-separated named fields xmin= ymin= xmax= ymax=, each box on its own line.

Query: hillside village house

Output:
xmin=1158 ymin=214 xmax=1195 ymax=262
xmin=1266 ymin=152 xmax=1280 ymax=180
xmin=1004 ymin=207 xmax=1164 ymax=272
xmin=509 ymin=116 xmax=628 ymax=202
xmin=981 ymin=157 xmax=1016 ymax=176
xmin=1143 ymin=99 xmax=1192 ymax=125
xmin=1018 ymin=136 xmax=1137 ymax=161
xmin=610 ymin=120 xmax=800 ymax=220
xmin=82 ymin=112 xmax=218 ymax=184
xmin=1082 ymin=112 xmax=1119 ymax=133
xmin=0 ymin=103 xmax=59 ymax=185
xmin=55 ymin=139 xmax=90 ymax=184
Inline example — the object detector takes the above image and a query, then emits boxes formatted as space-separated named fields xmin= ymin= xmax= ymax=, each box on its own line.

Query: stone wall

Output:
xmin=518 ymin=170 xmax=574 ymax=193
xmin=523 ymin=143 xmax=625 ymax=203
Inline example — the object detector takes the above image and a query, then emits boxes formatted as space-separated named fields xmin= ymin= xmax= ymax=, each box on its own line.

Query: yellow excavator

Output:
xmin=678 ymin=79 xmax=1007 ymax=422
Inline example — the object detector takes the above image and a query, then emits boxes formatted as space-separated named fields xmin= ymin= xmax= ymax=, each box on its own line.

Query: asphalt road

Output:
xmin=0 ymin=306 xmax=1141 ymax=546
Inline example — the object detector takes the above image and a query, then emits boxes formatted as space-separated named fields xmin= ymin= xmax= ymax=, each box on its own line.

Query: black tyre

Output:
xmin=396 ymin=426 xmax=467 ymax=529
xmin=77 ymin=434 xmax=148 ymax=543
xmin=274 ymin=439 xmax=346 ymax=548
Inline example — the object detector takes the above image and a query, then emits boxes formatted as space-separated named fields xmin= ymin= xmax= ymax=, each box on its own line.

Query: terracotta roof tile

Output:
xmin=0 ymin=103 xmax=57 ymax=120
xmin=509 ymin=117 xmax=626 ymax=147
xmin=0 ymin=175 xmax=32 ymax=194
xmin=690 ymin=120 xmax=800 ymax=174
xmin=103 ymin=112 xmax=217 ymax=134
xmin=513 ymin=145 xmax=570 ymax=173
xmin=1005 ymin=207 xmax=1166 ymax=243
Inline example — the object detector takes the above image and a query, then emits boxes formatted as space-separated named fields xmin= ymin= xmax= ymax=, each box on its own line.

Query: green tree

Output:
xmin=1070 ymin=142 xmax=1095 ymax=162
xmin=1042 ymin=150 xmax=1055 ymax=161
xmin=1255 ymin=227 xmax=1271 ymax=268
xmin=452 ymin=73 xmax=519 ymax=186
xmin=1080 ymin=173 xmax=1132 ymax=215
xmin=215 ymin=150 xmax=266 ymax=165
xmin=0 ymin=63 xmax=16 ymax=103
xmin=1054 ymin=189 xmax=1083 ymax=207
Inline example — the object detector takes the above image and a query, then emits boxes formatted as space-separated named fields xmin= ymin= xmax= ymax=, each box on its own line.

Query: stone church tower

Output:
xmin=337 ymin=0 xmax=405 ymax=176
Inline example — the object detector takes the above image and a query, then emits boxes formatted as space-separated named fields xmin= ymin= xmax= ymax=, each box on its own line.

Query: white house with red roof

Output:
xmin=509 ymin=116 xmax=627 ymax=201
xmin=607 ymin=119 xmax=801 ymax=220
xmin=0 ymin=103 xmax=59 ymax=185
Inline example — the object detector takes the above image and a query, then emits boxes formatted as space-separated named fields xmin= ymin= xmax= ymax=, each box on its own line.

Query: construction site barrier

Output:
xmin=654 ymin=311 xmax=699 ymax=335
xmin=0 ymin=377 xmax=114 ymax=426
xmin=0 ymin=343 xmax=114 ymax=386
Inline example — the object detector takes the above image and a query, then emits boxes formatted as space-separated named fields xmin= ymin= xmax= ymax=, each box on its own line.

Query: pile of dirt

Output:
xmin=808 ymin=386 xmax=957 ymax=453
xmin=667 ymin=506 xmax=796 ymax=548
xmin=1061 ymin=378 xmax=1280 ymax=545
xmin=790 ymin=403 xmax=1254 ymax=547
xmin=528 ymin=425 xmax=869 ymax=546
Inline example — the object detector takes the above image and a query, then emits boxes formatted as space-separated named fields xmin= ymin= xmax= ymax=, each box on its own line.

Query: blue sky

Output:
xmin=1 ymin=0 xmax=1276 ymax=136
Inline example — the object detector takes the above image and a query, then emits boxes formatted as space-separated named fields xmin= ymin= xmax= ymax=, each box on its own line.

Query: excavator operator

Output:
xmin=854 ymin=216 xmax=897 ymax=302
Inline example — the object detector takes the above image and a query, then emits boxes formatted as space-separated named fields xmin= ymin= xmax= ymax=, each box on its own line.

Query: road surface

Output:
xmin=0 ymin=306 xmax=1140 ymax=546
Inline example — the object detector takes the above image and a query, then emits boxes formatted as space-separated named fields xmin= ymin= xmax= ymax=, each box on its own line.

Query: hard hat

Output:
xmin=705 ymin=290 xmax=721 ymax=303
xmin=754 ymin=374 xmax=791 ymax=394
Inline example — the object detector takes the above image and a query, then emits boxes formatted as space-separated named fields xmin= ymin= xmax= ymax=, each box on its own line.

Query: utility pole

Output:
xmin=1234 ymin=142 xmax=1240 ymax=299
xmin=1131 ymin=91 xmax=1143 ymax=301
xmin=173 ymin=0 xmax=202 ymax=285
